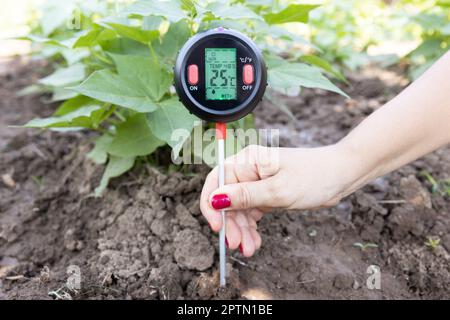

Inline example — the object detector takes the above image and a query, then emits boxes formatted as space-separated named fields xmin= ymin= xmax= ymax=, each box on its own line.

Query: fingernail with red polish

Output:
xmin=211 ymin=194 xmax=231 ymax=210
xmin=239 ymin=244 xmax=243 ymax=254
xmin=225 ymin=238 xmax=229 ymax=248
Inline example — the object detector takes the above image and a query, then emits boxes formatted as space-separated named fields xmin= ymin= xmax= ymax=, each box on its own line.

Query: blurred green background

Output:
xmin=2 ymin=0 xmax=448 ymax=76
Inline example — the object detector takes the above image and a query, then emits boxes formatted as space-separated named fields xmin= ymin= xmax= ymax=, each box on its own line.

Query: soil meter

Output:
xmin=174 ymin=28 xmax=267 ymax=287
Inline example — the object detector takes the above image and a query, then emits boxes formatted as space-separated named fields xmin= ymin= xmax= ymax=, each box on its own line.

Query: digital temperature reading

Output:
xmin=174 ymin=27 xmax=267 ymax=122
xmin=205 ymin=48 xmax=237 ymax=100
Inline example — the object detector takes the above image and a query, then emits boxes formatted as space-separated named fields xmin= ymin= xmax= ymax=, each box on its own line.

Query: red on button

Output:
xmin=187 ymin=64 xmax=198 ymax=85
xmin=243 ymin=64 xmax=254 ymax=85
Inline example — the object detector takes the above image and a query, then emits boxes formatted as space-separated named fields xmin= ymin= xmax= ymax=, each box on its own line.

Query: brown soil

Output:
xmin=1 ymin=58 xmax=449 ymax=300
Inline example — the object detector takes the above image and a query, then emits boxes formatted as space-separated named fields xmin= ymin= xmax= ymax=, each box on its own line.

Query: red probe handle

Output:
xmin=216 ymin=122 xmax=227 ymax=140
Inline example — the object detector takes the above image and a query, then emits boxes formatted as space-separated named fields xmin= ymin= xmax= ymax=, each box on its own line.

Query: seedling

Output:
xmin=174 ymin=28 xmax=267 ymax=287
xmin=31 ymin=175 xmax=44 ymax=191
xmin=421 ymin=171 xmax=440 ymax=194
xmin=48 ymin=286 xmax=73 ymax=300
xmin=353 ymin=242 xmax=379 ymax=251
xmin=421 ymin=171 xmax=450 ymax=197
xmin=443 ymin=180 xmax=450 ymax=197
xmin=425 ymin=237 xmax=440 ymax=250
xmin=308 ymin=229 xmax=317 ymax=237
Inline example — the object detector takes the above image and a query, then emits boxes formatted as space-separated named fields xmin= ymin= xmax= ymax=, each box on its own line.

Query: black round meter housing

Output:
xmin=174 ymin=28 xmax=267 ymax=123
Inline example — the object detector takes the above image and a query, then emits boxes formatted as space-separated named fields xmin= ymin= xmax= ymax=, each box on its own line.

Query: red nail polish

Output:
xmin=225 ymin=238 xmax=229 ymax=248
xmin=239 ymin=244 xmax=243 ymax=254
xmin=211 ymin=194 xmax=231 ymax=210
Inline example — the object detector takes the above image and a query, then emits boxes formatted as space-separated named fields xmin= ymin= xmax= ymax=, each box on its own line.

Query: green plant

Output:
xmin=353 ymin=242 xmax=378 ymax=251
xmin=31 ymin=175 xmax=45 ymax=191
xmin=403 ymin=0 xmax=450 ymax=79
xmin=308 ymin=0 xmax=411 ymax=71
xmin=421 ymin=171 xmax=450 ymax=197
xmin=19 ymin=0 xmax=347 ymax=196
xmin=424 ymin=237 xmax=441 ymax=250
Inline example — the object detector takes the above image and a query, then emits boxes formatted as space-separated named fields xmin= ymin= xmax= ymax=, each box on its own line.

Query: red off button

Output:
xmin=243 ymin=64 xmax=254 ymax=85
xmin=187 ymin=64 xmax=198 ymax=85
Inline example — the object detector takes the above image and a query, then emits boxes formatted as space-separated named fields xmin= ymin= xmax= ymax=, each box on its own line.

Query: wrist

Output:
xmin=299 ymin=143 xmax=364 ymax=206
xmin=333 ymin=137 xmax=379 ymax=199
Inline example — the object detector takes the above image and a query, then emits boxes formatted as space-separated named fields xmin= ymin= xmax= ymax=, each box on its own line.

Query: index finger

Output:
xmin=200 ymin=166 xmax=222 ymax=231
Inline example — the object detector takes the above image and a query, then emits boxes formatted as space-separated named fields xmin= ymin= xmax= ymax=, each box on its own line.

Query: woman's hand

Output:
xmin=200 ymin=51 xmax=450 ymax=258
xmin=200 ymin=144 xmax=353 ymax=257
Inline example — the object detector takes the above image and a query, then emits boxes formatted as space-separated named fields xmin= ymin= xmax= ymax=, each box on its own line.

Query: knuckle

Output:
xmin=237 ymin=184 xmax=253 ymax=209
xmin=252 ymin=145 xmax=278 ymax=177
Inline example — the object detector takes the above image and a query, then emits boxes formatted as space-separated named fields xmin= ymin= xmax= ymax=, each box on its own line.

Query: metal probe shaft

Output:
xmin=216 ymin=123 xmax=227 ymax=287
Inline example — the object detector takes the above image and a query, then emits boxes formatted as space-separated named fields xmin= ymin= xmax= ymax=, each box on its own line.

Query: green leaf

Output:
xmin=23 ymin=105 xmax=103 ymax=129
xmin=111 ymin=54 xmax=171 ymax=102
xmin=54 ymin=95 xmax=95 ymax=116
xmin=60 ymin=48 xmax=90 ymax=65
xmin=264 ymin=4 xmax=319 ymax=25
xmin=300 ymin=55 xmax=347 ymax=82
xmin=107 ymin=114 xmax=165 ymax=158
xmin=16 ymin=84 xmax=46 ymax=97
xmin=266 ymin=55 xmax=348 ymax=98
xmin=246 ymin=0 xmax=273 ymax=10
xmin=38 ymin=45 xmax=61 ymax=59
xmin=100 ymin=38 xmax=150 ymax=56
xmin=413 ymin=13 xmax=447 ymax=31
xmin=123 ymin=0 xmax=186 ymax=22
xmin=143 ymin=16 xmax=165 ymax=30
xmin=40 ymin=0 xmax=77 ymax=36
xmin=15 ymin=34 xmax=62 ymax=46
xmin=409 ymin=39 xmax=444 ymax=60
xmin=87 ymin=134 xmax=114 ymax=165
xmin=51 ymin=88 xmax=79 ymax=102
xmin=441 ymin=24 xmax=450 ymax=35
xmin=105 ymin=21 xmax=159 ymax=44
xmin=70 ymin=69 xmax=159 ymax=113
xmin=146 ymin=97 xmax=197 ymax=156
xmin=260 ymin=24 xmax=317 ymax=49
xmin=154 ymin=19 xmax=191 ymax=61
xmin=180 ymin=0 xmax=196 ymax=15
xmin=38 ymin=63 xmax=86 ymax=87
xmin=208 ymin=3 xmax=263 ymax=21
xmin=202 ymin=20 xmax=248 ymax=33
xmin=265 ymin=91 xmax=296 ymax=121
xmin=73 ymin=28 xmax=117 ymax=48
xmin=73 ymin=29 xmax=101 ymax=48
xmin=95 ymin=155 xmax=135 ymax=197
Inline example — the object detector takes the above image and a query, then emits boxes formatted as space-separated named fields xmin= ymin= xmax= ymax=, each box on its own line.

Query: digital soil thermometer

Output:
xmin=174 ymin=28 xmax=267 ymax=286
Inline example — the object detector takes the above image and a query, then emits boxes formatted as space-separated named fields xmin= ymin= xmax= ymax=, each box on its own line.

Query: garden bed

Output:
xmin=1 ymin=58 xmax=449 ymax=299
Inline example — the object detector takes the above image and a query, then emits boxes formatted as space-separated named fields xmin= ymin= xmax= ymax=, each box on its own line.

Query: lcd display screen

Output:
xmin=205 ymin=48 xmax=237 ymax=100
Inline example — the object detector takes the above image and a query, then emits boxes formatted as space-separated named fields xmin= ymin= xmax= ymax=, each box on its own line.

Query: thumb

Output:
xmin=209 ymin=179 xmax=275 ymax=210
